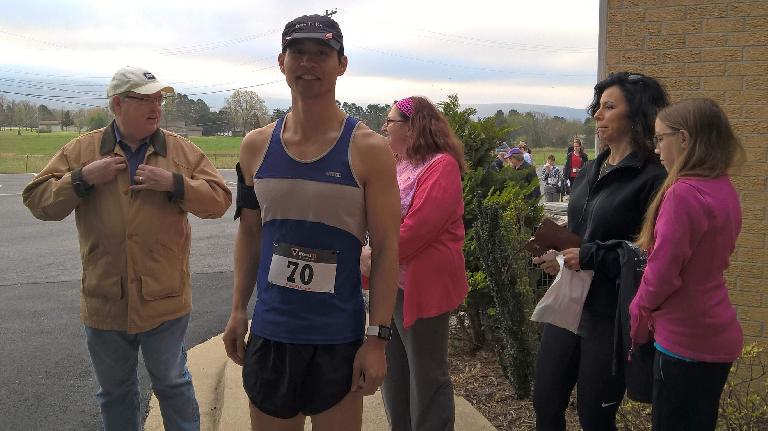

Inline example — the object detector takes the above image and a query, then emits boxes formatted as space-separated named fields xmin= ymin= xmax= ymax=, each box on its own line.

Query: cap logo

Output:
xmin=324 ymin=32 xmax=333 ymax=40
xmin=143 ymin=72 xmax=156 ymax=80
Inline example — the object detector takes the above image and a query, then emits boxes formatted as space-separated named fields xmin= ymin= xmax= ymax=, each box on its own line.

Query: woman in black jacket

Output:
xmin=532 ymin=72 xmax=668 ymax=431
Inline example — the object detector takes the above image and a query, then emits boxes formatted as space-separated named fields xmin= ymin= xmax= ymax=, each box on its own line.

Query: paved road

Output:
xmin=0 ymin=171 xmax=255 ymax=430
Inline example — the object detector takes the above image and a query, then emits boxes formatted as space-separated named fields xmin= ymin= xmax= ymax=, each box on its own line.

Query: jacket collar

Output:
xmin=592 ymin=148 xmax=647 ymax=177
xmin=100 ymin=120 xmax=167 ymax=157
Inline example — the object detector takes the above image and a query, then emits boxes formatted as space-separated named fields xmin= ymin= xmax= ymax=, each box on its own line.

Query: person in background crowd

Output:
xmin=23 ymin=66 xmax=232 ymax=431
xmin=507 ymin=147 xmax=541 ymax=201
xmin=518 ymin=140 xmax=533 ymax=165
xmin=491 ymin=149 xmax=506 ymax=172
xmin=541 ymin=154 xmax=563 ymax=202
xmin=630 ymin=98 xmax=745 ymax=431
xmin=563 ymin=137 xmax=588 ymax=191
xmin=532 ymin=72 xmax=668 ymax=431
xmin=364 ymin=96 xmax=468 ymax=431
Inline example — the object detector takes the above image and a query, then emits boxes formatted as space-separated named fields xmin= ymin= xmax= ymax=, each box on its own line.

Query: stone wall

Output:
xmin=602 ymin=0 xmax=768 ymax=344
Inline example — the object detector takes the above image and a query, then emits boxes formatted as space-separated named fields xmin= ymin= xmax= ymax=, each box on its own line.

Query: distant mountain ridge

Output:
xmin=463 ymin=103 xmax=590 ymax=122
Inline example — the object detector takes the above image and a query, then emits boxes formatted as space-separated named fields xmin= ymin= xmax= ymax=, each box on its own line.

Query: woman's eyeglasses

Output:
xmin=385 ymin=118 xmax=407 ymax=126
xmin=653 ymin=130 xmax=680 ymax=145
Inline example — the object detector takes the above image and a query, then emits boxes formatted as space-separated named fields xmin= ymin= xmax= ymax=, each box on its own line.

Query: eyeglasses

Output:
xmin=385 ymin=118 xmax=407 ymax=126
xmin=653 ymin=130 xmax=679 ymax=145
xmin=123 ymin=94 xmax=167 ymax=106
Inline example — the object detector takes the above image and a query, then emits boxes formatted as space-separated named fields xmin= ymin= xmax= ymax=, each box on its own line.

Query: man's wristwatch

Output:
xmin=365 ymin=325 xmax=392 ymax=341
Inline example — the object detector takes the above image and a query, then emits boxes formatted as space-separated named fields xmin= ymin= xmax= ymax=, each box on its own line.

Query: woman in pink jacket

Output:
xmin=631 ymin=98 xmax=745 ymax=431
xmin=364 ymin=96 xmax=468 ymax=431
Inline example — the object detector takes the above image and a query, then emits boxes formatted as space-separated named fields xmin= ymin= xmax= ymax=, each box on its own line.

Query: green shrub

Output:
xmin=441 ymin=93 xmax=544 ymax=399
xmin=617 ymin=343 xmax=768 ymax=430
xmin=473 ymin=181 xmax=542 ymax=399
xmin=718 ymin=343 xmax=768 ymax=430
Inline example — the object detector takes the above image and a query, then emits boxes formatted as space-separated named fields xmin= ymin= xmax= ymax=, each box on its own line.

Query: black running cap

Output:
xmin=282 ymin=14 xmax=343 ymax=51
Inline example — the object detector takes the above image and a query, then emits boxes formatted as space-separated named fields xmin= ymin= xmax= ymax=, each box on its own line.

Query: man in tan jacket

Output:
xmin=23 ymin=66 xmax=232 ymax=431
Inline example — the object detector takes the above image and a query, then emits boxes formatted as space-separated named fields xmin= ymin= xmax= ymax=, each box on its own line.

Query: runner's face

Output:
xmin=278 ymin=39 xmax=347 ymax=98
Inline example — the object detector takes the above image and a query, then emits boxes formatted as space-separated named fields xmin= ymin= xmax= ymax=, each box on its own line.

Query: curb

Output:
xmin=144 ymin=334 xmax=496 ymax=430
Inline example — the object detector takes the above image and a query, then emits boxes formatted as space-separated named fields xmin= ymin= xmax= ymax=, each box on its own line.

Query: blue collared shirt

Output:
xmin=114 ymin=123 xmax=150 ymax=185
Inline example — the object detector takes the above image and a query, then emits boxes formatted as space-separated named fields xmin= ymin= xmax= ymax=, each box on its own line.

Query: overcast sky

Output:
xmin=0 ymin=0 xmax=599 ymax=110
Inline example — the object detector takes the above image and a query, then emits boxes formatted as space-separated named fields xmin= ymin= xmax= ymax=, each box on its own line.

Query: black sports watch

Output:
xmin=365 ymin=325 xmax=392 ymax=341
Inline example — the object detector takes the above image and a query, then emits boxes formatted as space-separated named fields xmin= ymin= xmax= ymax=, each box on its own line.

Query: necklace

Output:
xmin=599 ymin=160 xmax=613 ymax=178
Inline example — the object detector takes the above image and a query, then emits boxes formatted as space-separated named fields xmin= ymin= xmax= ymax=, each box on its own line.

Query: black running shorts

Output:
xmin=242 ymin=335 xmax=363 ymax=419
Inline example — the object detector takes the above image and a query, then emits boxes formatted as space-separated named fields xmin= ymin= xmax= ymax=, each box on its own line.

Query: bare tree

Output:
xmin=13 ymin=101 xmax=38 ymax=130
xmin=224 ymin=90 xmax=269 ymax=136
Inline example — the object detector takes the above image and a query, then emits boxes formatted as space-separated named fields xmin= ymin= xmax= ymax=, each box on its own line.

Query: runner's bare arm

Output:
xmin=223 ymin=125 xmax=272 ymax=366
xmin=350 ymin=126 xmax=400 ymax=394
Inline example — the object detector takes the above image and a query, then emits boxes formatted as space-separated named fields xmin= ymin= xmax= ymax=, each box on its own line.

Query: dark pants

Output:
xmin=381 ymin=289 xmax=454 ymax=431
xmin=533 ymin=323 xmax=625 ymax=431
xmin=651 ymin=350 xmax=731 ymax=431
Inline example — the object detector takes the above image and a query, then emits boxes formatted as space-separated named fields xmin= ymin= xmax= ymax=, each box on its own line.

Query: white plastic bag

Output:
xmin=530 ymin=255 xmax=594 ymax=333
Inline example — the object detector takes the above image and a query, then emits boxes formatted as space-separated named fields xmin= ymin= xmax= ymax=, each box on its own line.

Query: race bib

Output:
xmin=268 ymin=242 xmax=338 ymax=294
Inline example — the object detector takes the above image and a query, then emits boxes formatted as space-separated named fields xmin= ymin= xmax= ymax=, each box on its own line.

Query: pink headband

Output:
xmin=395 ymin=97 xmax=415 ymax=118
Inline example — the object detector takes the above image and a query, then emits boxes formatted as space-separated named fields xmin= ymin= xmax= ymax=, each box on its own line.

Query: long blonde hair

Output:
xmin=636 ymin=98 xmax=745 ymax=250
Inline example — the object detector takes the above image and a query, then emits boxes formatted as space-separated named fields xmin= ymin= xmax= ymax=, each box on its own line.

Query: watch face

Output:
xmin=367 ymin=325 xmax=392 ymax=340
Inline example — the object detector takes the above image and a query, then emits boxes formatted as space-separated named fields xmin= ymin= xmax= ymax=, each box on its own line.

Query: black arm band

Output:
xmin=71 ymin=167 xmax=94 ymax=198
xmin=167 ymin=172 xmax=185 ymax=203
xmin=235 ymin=162 xmax=259 ymax=220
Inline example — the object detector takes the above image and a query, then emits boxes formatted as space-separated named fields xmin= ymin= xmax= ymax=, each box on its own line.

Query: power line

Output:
xmin=0 ymin=78 xmax=104 ymax=97
xmin=185 ymin=79 xmax=283 ymax=96
xmin=336 ymin=8 xmax=597 ymax=54
xmin=0 ymin=90 xmax=104 ymax=108
xmin=414 ymin=28 xmax=597 ymax=54
xmin=354 ymin=45 xmax=592 ymax=78
xmin=154 ymin=29 xmax=278 ymax=56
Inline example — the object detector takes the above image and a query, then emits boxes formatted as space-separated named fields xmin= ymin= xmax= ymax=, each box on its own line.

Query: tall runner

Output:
xmin=222 ymin=14 xmax=400 ymax=431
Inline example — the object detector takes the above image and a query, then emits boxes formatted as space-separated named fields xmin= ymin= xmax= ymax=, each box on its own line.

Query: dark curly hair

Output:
xmin=588 ymin=72 xmax=669 ymax=158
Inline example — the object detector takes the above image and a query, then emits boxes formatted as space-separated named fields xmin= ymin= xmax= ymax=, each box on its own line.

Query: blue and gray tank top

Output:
xmin=250 ymin=115 xmax=366 ymax=344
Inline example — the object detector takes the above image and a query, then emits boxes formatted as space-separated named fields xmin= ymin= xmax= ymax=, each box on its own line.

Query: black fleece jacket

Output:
xmin=567 ymin=149 xmax=666 ymax=324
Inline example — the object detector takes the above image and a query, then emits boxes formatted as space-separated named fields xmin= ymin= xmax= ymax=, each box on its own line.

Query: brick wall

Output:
xmin=603 ymin=0 xmax=768 ymax=345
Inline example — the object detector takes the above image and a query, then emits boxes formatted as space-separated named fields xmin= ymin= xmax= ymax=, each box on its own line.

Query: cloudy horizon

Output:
xmin=0 ymin=0 xmax=600 ymax=111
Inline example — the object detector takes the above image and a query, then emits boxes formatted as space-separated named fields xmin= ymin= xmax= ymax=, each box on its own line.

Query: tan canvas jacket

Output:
xmin=22 ymin=123 xmax=232 ymax=333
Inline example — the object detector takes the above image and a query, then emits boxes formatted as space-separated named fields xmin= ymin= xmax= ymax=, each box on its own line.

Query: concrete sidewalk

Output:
xmin=144 ymin=333 xmax=496 ymax=430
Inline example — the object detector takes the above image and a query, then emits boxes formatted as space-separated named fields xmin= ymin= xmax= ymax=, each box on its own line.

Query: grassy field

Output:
xmin=0 ymin=130 xmax=242 ymax=173
xmin=0 ymin=130 xmax=596 ymax=173
xmin=532 ymin=147 xmax=595 ymax=167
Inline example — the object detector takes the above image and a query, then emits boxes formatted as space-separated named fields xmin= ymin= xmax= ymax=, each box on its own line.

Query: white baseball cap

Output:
xmin=107 ymin=66 xmax=174 ymax=97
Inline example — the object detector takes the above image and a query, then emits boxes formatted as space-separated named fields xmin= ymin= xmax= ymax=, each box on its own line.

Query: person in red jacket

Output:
xmin=362 ymin=96 xmax=468 ymax=430
xmin=563 ymin=137 xmax=588 ymax=192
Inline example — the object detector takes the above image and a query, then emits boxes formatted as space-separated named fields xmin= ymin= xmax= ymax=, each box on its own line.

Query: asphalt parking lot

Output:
xmin=0 ymin=171 xmax=254 ymax=430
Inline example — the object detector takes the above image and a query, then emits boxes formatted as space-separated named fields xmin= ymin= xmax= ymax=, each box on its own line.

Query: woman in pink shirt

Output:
xmin=631 ymin=98 xmax=745 ymax=431
xmin=364 ymin=96 xmax=468 ymax=430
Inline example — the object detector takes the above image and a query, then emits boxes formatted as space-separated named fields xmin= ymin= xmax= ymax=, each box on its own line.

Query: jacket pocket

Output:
xmin=82 ymin=273 xmax=123 ymax=300
xmin=82 ymin=247 xmax=123 ymax=300
xmin=139 ymin=231 xmax=188 ymax=300
xmin=140 ymin=274 xmax=183 ymax=300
